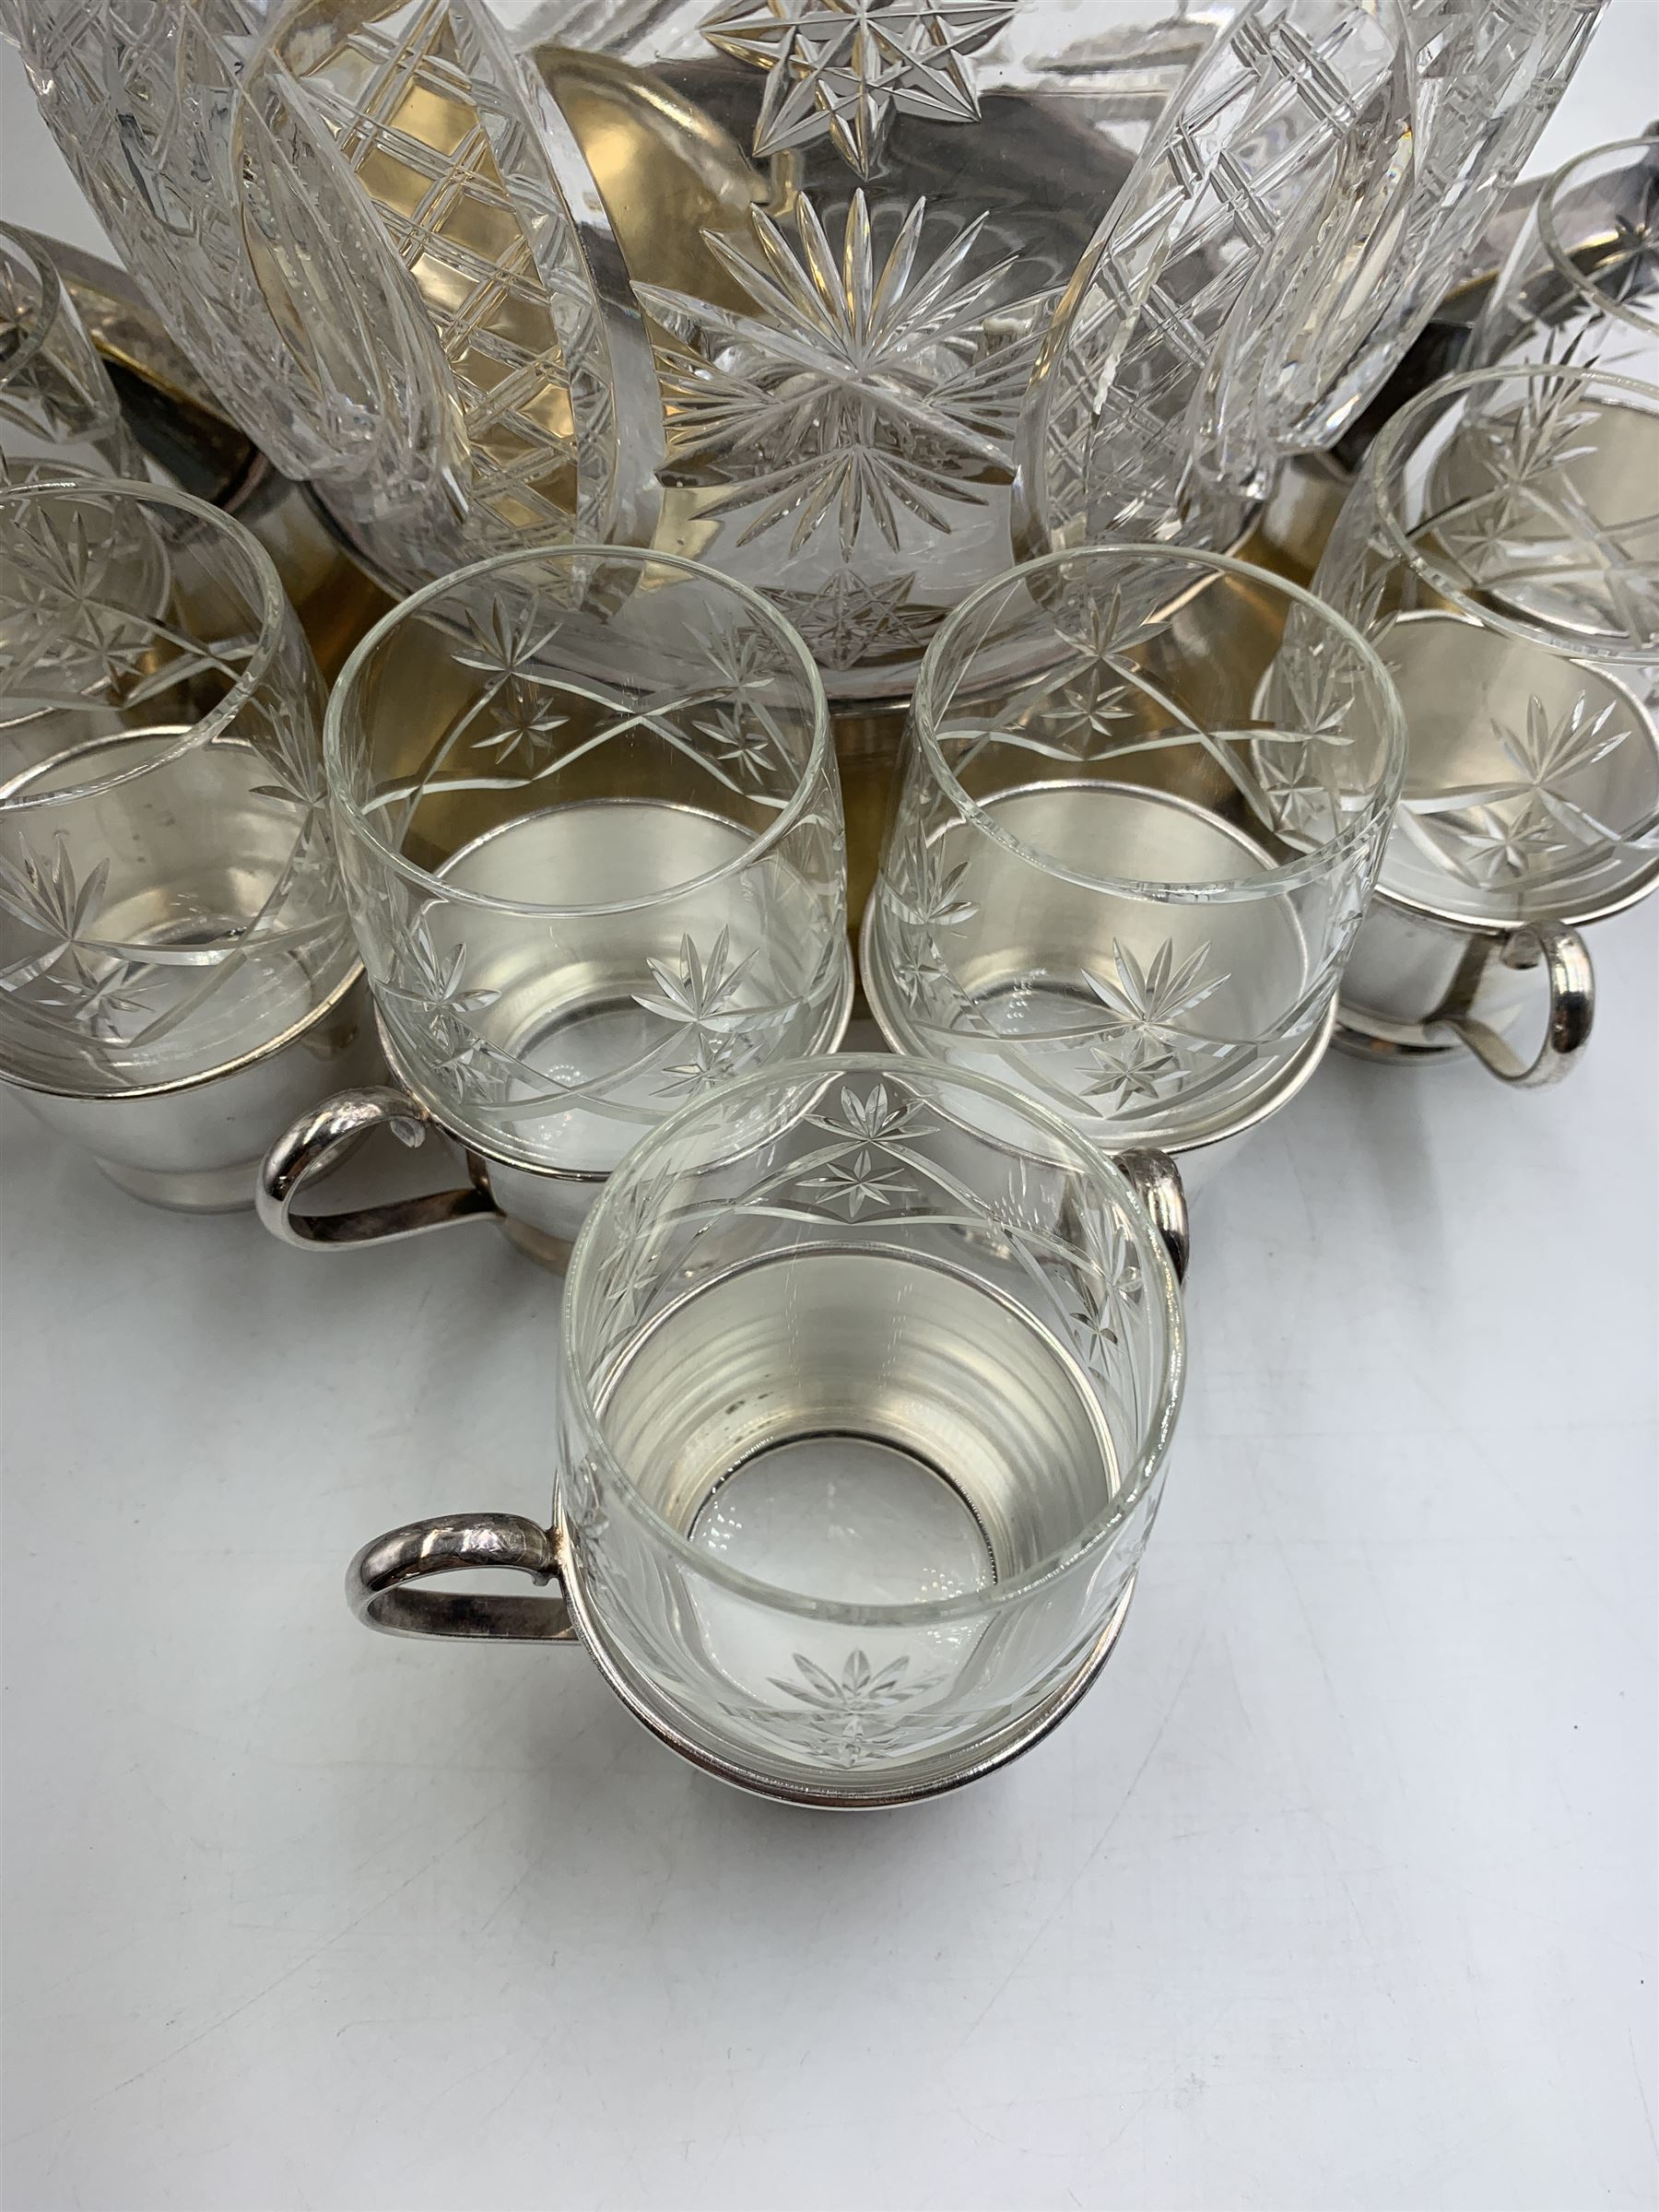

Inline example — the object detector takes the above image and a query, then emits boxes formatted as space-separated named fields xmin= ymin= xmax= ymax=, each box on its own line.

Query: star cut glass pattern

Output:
xmin=633 ymin=926 xmax=793 ymax=1100
xmin=768 ymin=1650 xmax=935 ymax=1768
xmin=0 ymin=837 xmax=156 ymax=1042
xmin=1310 ymin=359 xmax=1659 ymax=944
xmin=770 ymin=571 xmax=936 ymax=671
xmin=1400 ymin=691 xmax=1640 ymax=891
xmin=0 ymin=481 xmax=352 ymax=1095
xmin=551 ymin=1057 xmax=1182 ymax=1797
xmin=700 ymin=0 xmax=1017 ymax=178
xmin=642 ymin=188 xmax=1043 ymax=564
xmin=326 ymin=547 xmax=848 ymax=1175
xmin=864 ymin=543 xmax=1405 ymax=1147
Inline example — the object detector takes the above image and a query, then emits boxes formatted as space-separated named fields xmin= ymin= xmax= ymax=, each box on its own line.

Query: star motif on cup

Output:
xmin=1403 ymin=689 xmax=1636 ymax=888
xmin=702 ymin=0 xmax=1017 ymax=178
xmin=1084 ymin=1030 xmax=1182 ymax=1111
xmin=796 ymin=1145 xmax=917 ymax=1218
xmin=1065 ymin=1206 xmax=1145 ymax=1377
xmin=379 ymin=912 xmax=501 ymax=1086
xmin=770 ymin=1648 xmax=929 ymax=1767
xmin=1087 ymin=939 xmax=1226 ymax=1053
xmin=0 ymin=833 xmax=154 ymax=1038
xmin=808 ymin=1077 xmax=934 ymax=1148
xmin=634 ymin=927 xmax=772 ymax=1098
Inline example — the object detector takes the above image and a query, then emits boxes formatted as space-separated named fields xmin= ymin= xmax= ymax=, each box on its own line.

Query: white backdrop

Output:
xmin=2 ymin=13 xmax=1657 ymax=2209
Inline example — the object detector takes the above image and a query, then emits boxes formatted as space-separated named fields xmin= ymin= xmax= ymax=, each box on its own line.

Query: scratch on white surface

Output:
xmin=951 ymin=1561 xmax=1233 ymax=2053
xmin=1091 ymin=2058 xmax=1188 ymax=2161
xmin=474 ymin=2022 xmax=559 ymax=2132
xmin=1 ymin=1795 xmax=513 ymax=2152
xmin=1632 ymin=2028 xmax=1659 ymax=2160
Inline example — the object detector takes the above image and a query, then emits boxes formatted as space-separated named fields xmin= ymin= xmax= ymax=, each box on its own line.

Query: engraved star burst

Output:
xmin=1086 ymin=938 xmax=1227 ymax=1053
xmin=696 ymin=702 xmax=782 ymax=788
xmin=769 ymin=1649 xmax=928 ymax=1767
xmin=641 ymin=190 xmax=1041 ymax=560
xmin=809 ymin=1077 xmax=934 ymax=1147
xmin=1443 ymin=370 xmax=1602 ymax=573
xmin=1065 ymin=1204 xmax=1145 ymax=1377
xmin=771 ymin=570 xmax=936 ymax=670
xmin=1403 ymin=689 xmax=1635 ymax=888
xmin=453 ymin=602 xmax=571 ymax=769
xmin=1080 ymin=939 xmax=1232 ymax=1110
xmin=0 ymin=834 xmax=153 ymax=1035
xmin=378 ymin=911 xmax=502 ymax=1084
xmin=0 ymin=507 xmax=149 ymax=692
xmin=797 ymin=1148 xmax=919 ymax=1216
xmin=635 ymin=926 xmax=757 ymax=1032
xmin=634 ymin=927 xmax=782 ymax=1098
xmin=701 ymin=0 xmax=1017 ymax=178
xmin=1084 ymin=1030 xmax=1182 ymax=1110
xmin=879 ymin=845 xmax=976 ymax=1006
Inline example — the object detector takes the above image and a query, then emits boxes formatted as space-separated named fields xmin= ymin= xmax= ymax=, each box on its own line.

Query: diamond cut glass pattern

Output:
xmin=1249 ymin=0 xmax=1608 ymax=461
xmin=7 ymin=0 xmax=1603 ymax=682
xmin=269 ymin=0 xmax=664 ymax=569
xmin=1016 ymin=0 xmax=1418 ymax=558
xmin=1 ymin=0 xmax=452 ymax=494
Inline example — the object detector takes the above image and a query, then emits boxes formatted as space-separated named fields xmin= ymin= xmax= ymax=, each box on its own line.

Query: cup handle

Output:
xmin=1444 ymin=922 xmax=1594 ymax=1089
xmin=1115 ymin=1148 xmax=1190 ymax=1284
xmin=348 ymin=1514 xmax=576 ymax=1641
xmin=257 ymin=1086 xmax=503 ymax=1248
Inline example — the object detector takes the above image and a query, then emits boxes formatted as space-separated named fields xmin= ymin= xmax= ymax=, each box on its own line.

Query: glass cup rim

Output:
xmin=1535 ymin=134 xmax=1659 ymax=341
xmin=0 ymin=474 xmax=294 ymax=810
xmin=1365 ymin=359 xmax=1659 ymax=665
xmin=909 ymin=539 xmax=1406 ymax=902
xmin=325 ymin=543 xmax=833 ymax=920
xmin=0 ymin=223 xmax=64 ymax=394
xmin=560 ymin=1050 xmax=1186 ymax=1629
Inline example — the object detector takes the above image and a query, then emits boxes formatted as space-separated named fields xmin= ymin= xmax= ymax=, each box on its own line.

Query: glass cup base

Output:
xmin=561 ymin=1541 xmax=1138 ymax=1811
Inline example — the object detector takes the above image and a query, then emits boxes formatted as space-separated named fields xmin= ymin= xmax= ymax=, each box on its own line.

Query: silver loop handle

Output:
xmin=1115 ymin=1147 xmax=1191 ymax=1284
xmin=256 ymin=1085 xmax=502 ymax=1248
xmin=1446 ymin=922 xmax=1594 ymax=1089
xmin=348 ymin=1514 xmax=574 ymax=1641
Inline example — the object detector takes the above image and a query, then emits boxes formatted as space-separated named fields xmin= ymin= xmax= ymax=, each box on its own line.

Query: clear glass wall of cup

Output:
xmin=860 ymin=545 xmax=1405 ymax=1184
xmin=346 ymin=1053 xmax=1185 ymax=1806
xmin=0 ymin=478 xmax=371 ymax=1207
xmin=259 ymin=546 xmax=850 ymax=1265
xmin=0 ymin=227 xmax=143 ymax=482
xmin=1466 ymin=135 xmax=1659 ymax=381
xmin=1312 ymin=361 xmax=1659 ymax=1085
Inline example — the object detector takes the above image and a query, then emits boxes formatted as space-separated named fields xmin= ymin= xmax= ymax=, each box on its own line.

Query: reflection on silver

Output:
xmin=864 ymin=541 xmax=1402 ymax=1159
xmin=1314 ymin=362 xmax=1659 ymax=1086
xmin=343 ymin=1053 xmax=1186 ymax=1804
xmin=8 ymin=966 xmax=382 ymax=1212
